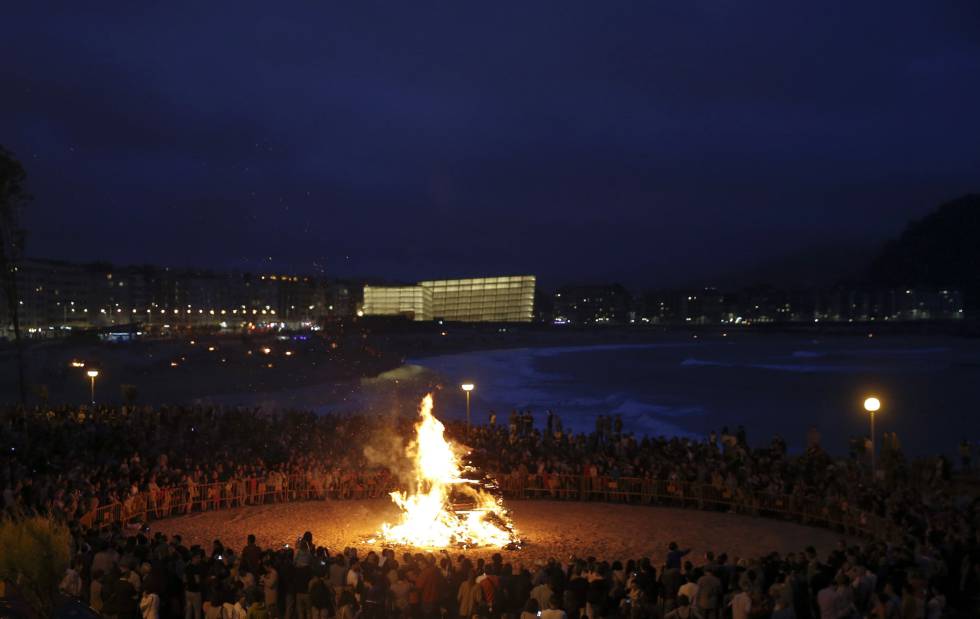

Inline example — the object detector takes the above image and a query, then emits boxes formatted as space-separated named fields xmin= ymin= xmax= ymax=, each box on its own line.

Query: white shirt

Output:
xmin=140 ymin=593 xmax=160 ymax=619
xmin=731 ymin=591 xmax=751 ymax=619
xmin=678 ymin=582 xmax=698 ymax=603
xmin=347 ymin=569 xmax=361 ymax=588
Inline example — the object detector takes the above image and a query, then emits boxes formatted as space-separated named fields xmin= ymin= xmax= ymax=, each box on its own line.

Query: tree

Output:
xmin=0 ymin=146 xmax=30 ymax=403
xmin=0 ymin=513 xmax=71 ymax=618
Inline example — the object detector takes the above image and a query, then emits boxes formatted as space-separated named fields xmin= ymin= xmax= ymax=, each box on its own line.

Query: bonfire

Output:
xmin=378 ymin=394 xmax=519 ymax=548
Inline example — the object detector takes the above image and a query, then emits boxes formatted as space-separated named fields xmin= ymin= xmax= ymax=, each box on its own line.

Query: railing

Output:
xmin=496 ymin=473 xmax=899 ymax=541
xmin=78 ymin=472 xmax=395 ymax=530
xmin=76 ymin=471 xmax=898 ymax=542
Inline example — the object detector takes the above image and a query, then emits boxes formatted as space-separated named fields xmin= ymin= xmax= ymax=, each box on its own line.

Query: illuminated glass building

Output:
xmin=362 ymin=275 xmax=535 ymax=322
xmin=361 ymin=285 xmax=432 ymax=320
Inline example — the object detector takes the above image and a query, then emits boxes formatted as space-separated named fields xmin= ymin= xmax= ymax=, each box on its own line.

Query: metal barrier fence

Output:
xmin=77 ymin=471 xmax=898 ymax=542
xmin=496 ymin=473 xmax=899 ymax=541
xmin=78 ymin=472 xmax=395 ymax=530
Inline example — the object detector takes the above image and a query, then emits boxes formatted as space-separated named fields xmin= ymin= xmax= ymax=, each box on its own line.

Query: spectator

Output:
xmin=664 ymin=595 xmax=700 ymax=619
xmin=458 ymin=570 xmax=484 ymax=618
xmin=140 ymin=586 xmax=161 ymax=619
xmin=541 ymin=594 xmax=567 ymax=619
xmin=695 ymin=568 xmax=721 ymax=619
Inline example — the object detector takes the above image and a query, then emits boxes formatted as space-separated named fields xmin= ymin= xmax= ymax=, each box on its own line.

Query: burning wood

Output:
xmin=378 ymin=394 xmax=520 ymax=548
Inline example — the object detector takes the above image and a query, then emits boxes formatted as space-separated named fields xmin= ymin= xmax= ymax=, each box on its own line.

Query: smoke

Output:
xmin=362 ymin=422 xmax=415 ymax=484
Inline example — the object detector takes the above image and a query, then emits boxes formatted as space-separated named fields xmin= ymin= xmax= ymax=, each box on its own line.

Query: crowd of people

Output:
xmin=58 ymin=523 xmax=975 ymax=619
xmin=1 ymin=402 xmax=979 ymax=616
xmin=459 ymin=410 xmax=966 ymax=546
xmin=0 ymin=404 xmax=399 ymax=525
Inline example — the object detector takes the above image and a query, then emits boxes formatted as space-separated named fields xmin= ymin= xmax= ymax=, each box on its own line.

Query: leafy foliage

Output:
xmin=0 ymin=513 xmax=71 ymax=617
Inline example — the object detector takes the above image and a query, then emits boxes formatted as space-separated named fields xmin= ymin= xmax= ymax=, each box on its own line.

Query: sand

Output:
xmin=149 ymin=499 xmax=848 ymax=565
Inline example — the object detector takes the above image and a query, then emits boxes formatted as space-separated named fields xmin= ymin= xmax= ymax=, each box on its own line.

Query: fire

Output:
xmin=379 ymin=394 xmax=519 ymax=548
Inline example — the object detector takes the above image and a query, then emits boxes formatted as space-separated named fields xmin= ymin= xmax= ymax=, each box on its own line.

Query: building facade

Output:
xmin=362 ymin=275 xmax=536 ymax=322
xmin=0 ymin=259 xmax=340 ymax=336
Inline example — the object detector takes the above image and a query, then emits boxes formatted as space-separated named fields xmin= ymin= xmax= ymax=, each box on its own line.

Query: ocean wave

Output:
xmin=680 ymin=358 xmax=732 ymax=368
xmin=792 ymin=347 xmax=950 ymax=359
xmin=681 ymin=357 xmax=873 ymax=373
xmin=607 ymin=398 xmax=704 ymax=419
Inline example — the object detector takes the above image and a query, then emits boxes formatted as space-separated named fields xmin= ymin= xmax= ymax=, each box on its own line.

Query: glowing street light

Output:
xmin=864 ymin=396 xmax=881 ymax=480
xmin=86 ymin=369 xmax=100 ymax=405
xmin=461 ymin=383 xmax=475 ymax=429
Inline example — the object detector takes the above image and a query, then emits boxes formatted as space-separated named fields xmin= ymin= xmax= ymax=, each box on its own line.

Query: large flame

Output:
xmin=379 ymin=394 xmax=518 ymax=548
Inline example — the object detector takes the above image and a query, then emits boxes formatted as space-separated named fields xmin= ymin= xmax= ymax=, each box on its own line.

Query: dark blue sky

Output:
xmin=2 ymin=2 xmax=979 ymax=287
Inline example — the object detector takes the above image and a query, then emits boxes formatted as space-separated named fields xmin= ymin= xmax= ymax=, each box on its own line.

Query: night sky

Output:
xmin=3 ymin=2 xmax=979 ymax=287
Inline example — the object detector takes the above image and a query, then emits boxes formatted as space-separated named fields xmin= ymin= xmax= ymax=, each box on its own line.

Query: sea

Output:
xmin=216 ymin=334 xmax=980 ymax=457
xmin=402 ymin=334 xmax=980 ymax=457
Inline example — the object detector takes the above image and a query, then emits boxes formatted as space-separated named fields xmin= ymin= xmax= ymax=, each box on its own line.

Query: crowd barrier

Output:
xmin=76 ymin=470 xmax=899 ymax=543
xmin=497 ymin=473 xmax=900 ymax=541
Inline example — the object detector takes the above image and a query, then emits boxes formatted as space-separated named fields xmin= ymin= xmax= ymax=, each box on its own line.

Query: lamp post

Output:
xmin=87 ymin=369 xmax=99 ymax=405
xmin=461 ymin=383 xmax=474 ymax=429
xmin=863 ymin=396 xmax=881 ymax=480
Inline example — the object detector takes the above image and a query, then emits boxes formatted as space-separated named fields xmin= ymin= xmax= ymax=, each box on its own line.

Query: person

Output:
xmin=248 ymin=592 xmax=271 ymax=619
xmin=261 ymin=560 xmax=280 ymax=619
xmin=816 ymin=573 xmax=852 ymax=619
xmin=695 ymin=568 xmax=721 ymax=619
xmin=337 ymin=590 xmax=361 ymax=619
xmin=203 ymin=593 xmax=224 ymax=619
xmin=347 ymin=561 xmax=363 ymax=590
xmin=232 ymin=590 xmax=251 ymax=619
xmin=309 ymin=571 xmax=334 ymax=619
xmin=363 ymin=573 xmax=387 ymax=619
xmin=417 ymin=557 xmax=445 ymax=619
xmin=185 ymin=551 xmax=205 ymax=619
xmin=585 ymin=565 xmax=608 ymax=619
xmin=520 ymin=598 xmax=540 ymax=619
xmin=925 ymin=585 xmax=945 ymax=619
xmin=295 ymin=532 xmax=315 ymax=568
xmin=242 ymin=534 xmax=263 ymax=575
xmin=294 ymin=560 xmax=314 ymax=619
xmin=666 ymin=543 xmax=691 ymax=570
xmin=104 ymin=567 xmax=140 ymax=619
xmin=531 ymin=578 xmax=554 ymax=612
xmin=870 ymin=591 xmax=899 ymax=619
xmin=729 ymin=584 xmax=751 ymax=619
xmin=541 ymin=594 xmax=567 ymax=619
xmin=90 ymin=569 xmax=106 ymax=613
xmin=677 ymin=574 xmax=697 ymax=607
xmin=771 ymin=598 xmax=795 ymax=619
xmin=329 ymin=556 xmax=347 ymax=602
xmin=900 ymin=582 xmax=922 ymax=619
xmin=140 ymin=587 xmax=161 ymax=619
xmin=458 ymin=571 xmax=484 ymax=618
xmin=664 ymin=595 xmax=701 ymax=619
xmin=59 ymin=557 xmax=84 ymax=598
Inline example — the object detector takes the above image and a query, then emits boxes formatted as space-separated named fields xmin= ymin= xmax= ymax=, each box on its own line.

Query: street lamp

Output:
xmin=86 ymin=369 xmax=100 ymax=405
xmin=863 ymin=396 xmax=881 ymax=480
xmin=461 ymin=383 xmax=475 ymax=429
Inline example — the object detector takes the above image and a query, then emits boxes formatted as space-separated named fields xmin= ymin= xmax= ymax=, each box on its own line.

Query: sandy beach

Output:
xmin=150 ymin=498 xmax=849 ymax=565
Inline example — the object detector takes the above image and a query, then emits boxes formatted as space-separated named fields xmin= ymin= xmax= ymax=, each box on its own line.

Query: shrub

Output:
xmin=0 ymin=513 xmax=71 ymax=617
